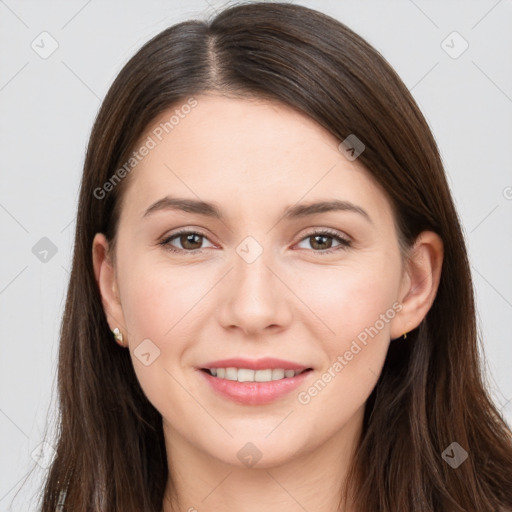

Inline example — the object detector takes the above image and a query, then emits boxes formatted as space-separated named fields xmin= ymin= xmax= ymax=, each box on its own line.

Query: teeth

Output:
xmin=208 ymin=367 xmax=305 ymax=382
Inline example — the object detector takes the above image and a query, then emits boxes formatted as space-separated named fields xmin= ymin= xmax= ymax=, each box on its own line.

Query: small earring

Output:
xmin=403 ymin=331 xmax=408 ymax=340
xmin=112 ymin=327 xmax=124 ymax=346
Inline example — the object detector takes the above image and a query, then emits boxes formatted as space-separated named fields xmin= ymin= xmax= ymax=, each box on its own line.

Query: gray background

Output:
xmin=1 ymin=0 xmax=511 ymax=510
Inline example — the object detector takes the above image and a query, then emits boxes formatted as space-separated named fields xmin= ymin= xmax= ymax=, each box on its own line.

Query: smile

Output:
xmin=202 ymin=367 xmax=310 ymax=382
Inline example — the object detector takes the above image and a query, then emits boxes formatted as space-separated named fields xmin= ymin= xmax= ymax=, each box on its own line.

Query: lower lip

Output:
xmin=198 ymin=369 xmax=313 ymax=405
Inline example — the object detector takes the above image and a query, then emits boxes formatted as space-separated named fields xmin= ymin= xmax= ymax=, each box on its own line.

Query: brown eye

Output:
xmin=159 ymin=230 xmax=214 ymax=254
xmin=177 ymin=232 xmax=203 ymax=250
xmin=296 ymin=229 xmax=351 ymax=255
xmin=309 ymin=234 xmax=333 ymax=250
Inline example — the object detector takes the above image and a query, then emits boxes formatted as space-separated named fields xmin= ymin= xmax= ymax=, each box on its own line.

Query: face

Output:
xmin=94 ymin=94 xmax=415 ymax=469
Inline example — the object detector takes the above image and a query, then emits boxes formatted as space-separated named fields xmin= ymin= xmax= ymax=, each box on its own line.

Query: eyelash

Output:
xmin=158 ymin=228 xmax=352 ymax=256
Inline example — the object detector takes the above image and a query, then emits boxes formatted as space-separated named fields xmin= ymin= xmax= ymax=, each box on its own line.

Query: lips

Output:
xmin=199 ymin=369 xmax=312 ymax=405
xmin=199 ymin=357 xmax=311 ymax=371
xmin=197 ymin=357 xmax=314 ymax=405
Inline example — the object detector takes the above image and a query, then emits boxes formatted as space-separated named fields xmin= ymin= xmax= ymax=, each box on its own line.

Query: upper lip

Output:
xmin=199 ymin=357 xmax=312 ymax=371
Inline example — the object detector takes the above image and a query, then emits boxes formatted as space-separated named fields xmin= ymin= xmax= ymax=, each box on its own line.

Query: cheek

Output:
xmin=293 ymin=266 xmax=398 ymax=427
xmin=119 ymin=265 xmax=207 ymax=412
xmin=120 ymin=256 xmax=209 ymax=341
xmin=290 ymin=255 xmax=400 ymax=342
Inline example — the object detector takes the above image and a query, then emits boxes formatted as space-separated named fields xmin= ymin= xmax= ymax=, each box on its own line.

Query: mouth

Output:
xmin=200 ymin=367 xmax=313 ymax=382
xmin=198 ymin=366 xmax=314 ymax=405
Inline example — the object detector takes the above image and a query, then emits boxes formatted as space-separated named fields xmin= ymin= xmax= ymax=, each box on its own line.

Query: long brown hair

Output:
xmin=28 ymin=2 xmax=512 ymax=510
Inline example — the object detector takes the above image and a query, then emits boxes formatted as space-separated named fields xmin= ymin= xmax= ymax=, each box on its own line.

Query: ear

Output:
xmin=389 ymin=231 xmax=444 ymax=339
xmin=92 ymin=233 xmax=127 ymax=345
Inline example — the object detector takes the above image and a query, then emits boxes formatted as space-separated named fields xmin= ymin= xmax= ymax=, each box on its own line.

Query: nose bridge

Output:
xmin=234 ymin=233 xmax=277 ymax=303
xmin=237 ymin=242 xmax=272 ymax=292
xmin=217 ymin=233 xmax=290 ymax=333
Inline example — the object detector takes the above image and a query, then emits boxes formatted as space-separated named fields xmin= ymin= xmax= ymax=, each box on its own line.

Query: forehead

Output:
xmin=120 ymin=94 xmax=393 ymax=226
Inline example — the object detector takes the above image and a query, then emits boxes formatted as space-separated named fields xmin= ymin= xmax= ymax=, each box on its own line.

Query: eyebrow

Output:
xmin=142 ymin=196 xmax=372 ymax=224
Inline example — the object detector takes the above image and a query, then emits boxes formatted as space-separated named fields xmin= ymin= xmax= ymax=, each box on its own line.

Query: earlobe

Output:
xmin=92 ymin=233 xmax=126 ymax=336
xmin=390 ymin=231 xmax=444 ymax=339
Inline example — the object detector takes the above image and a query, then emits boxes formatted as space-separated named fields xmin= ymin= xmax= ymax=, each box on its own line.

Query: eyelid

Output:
xmin=159 ymin=227 xmax=216 ymax=250
xmin=293 ymin=227 xmax=352 ymax=255
xmin=297 ymin=227 xmax=351 ymax=243
xmin=159 ymin=226 xmax=352 ymax=254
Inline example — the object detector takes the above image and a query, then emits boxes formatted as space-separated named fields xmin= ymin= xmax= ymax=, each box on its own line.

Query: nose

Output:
xmin=215 ymin=245 xmax=292 ymax=337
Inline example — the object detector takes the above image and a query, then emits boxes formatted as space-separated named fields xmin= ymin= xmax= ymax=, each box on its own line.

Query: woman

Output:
xmin=36 ymin=2 xmax=512 ymax=511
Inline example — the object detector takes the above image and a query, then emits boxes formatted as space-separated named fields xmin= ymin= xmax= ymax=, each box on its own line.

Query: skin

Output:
xmin=93 ymin=94 xmax=443 ymax=512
